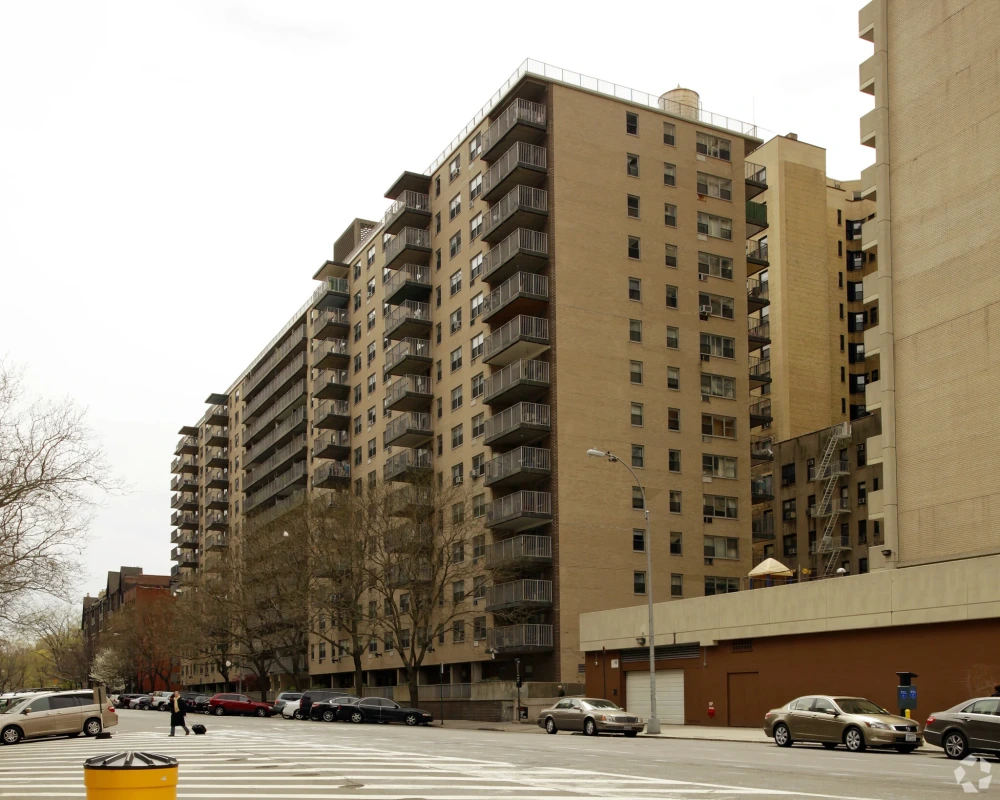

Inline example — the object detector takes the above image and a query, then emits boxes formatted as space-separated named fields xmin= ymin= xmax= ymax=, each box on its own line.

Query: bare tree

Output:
xmin=0 ymin=638 xmax=30 ymax=692
xmin=21 ymin=605 xmax=89 ymax=687
xmin=106 ymin=601 xmax=178 ymax=691
xmin=0 ymin=361 xmax=121 ymax=624
xmin=173 ymin=580 xmax=236 ymax=689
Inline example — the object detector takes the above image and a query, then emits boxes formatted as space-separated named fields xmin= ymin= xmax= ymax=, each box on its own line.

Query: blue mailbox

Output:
xmin=896 ymin=671 xmax=918 ymax=712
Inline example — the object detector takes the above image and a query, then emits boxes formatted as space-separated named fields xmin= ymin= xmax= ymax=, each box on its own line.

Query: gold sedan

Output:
xmin=763 ymin=695 xmax=922 ymax=753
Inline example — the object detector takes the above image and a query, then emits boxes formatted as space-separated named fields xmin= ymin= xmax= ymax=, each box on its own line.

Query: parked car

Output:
xmin=310 ymin=695 xmax=359 ymax=722
xmin=192 ymin=696 xmax=212 ymax=714
xmin=114 ymin=693 xmax=142 ymax=708
xmin=537 ymin=698 xmax=642 ymax=737
xmin=208 ymin=693 xmax=273 ymax=717
xmin=0 ymin=688 xmax=117 ymax=745
xmin=281 ymin=698 xmax=303 ymax=720
xmin=150 ymin=691 xmax=174 ymax=711
xmin=764 ymin=695 xmax=922 ymax=753
xmin=298 ymin=690 xmax=343 ymax=721
xmin=336 ymin=697 xmax=432 ymax=725
xmin=128 ymin=695 xmax=151 ymax=710
xmin=925 ymin=697 xmax=1000 ymax=759
xmin=271 ymin=692 xmax=302 ymax=717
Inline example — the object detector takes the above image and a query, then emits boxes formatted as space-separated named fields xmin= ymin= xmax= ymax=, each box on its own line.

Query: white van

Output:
xmin=0 ymin=688 xmax=118 ymax=745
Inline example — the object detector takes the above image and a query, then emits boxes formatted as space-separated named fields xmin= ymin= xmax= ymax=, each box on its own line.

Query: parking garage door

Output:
xmin=625 ymin=670 xmax=684 ymax=725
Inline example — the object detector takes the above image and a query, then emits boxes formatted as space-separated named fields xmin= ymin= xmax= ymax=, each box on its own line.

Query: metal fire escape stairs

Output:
xmin=814 ymin=422 xmax=852 ymax=579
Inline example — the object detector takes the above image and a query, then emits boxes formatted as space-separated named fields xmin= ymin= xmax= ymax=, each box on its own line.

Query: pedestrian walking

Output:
xmin=169 ymin=690 xmax=190 ymax=736
xmin=557 ymin=685 xmax=565 ymax=697
xmin=991 ymin=685 xmax=1000 ymax=698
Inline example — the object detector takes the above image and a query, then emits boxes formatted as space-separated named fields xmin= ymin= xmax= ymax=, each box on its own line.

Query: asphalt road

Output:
xmin=0 ymin=708 xmax=987 ymax=799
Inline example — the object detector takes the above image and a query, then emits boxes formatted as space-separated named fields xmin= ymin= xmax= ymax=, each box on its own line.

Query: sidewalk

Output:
xmin=432 ymin=719 xmax=769 ymax=743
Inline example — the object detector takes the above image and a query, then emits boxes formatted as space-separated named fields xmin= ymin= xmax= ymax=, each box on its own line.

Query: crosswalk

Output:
xmin=0 ymin=725 xmax=863 ymax=799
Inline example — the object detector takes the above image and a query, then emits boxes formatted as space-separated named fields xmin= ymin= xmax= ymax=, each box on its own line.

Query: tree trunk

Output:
xmin=353 ymin=651 xmax=363 ymax=695
xmin=407 ymin=667 xmax=419 ymax=707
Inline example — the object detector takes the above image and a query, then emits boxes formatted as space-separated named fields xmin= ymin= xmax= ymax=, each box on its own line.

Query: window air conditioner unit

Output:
xmin=470 ymin=469 xmax=481 ymax=478
xmin=699 ymin=305 xmax=712 ymax=319
xmin=703 ymin=515 xmax=714 ymax=523
xmin=700 ymin=353 xmax=711 ymax=362
xmin=702 ymin=393 xmax=711 ymax=402
xmin=455 ymin=477 xmax=464 ymax=485
xmin=698 ymin=273 xmax=709 ymax=282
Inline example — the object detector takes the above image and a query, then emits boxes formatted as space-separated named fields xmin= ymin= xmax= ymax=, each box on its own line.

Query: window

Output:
xmin=626 ymin=111 xmax=638 ymax=135
xmin=470 ymin=332 xmax=483 ymax=360
xmin=703 ymin=454 xmax=737 ymax=479
xmin=703 ymin=495 xmax=738 ymax=519
xmin=663 ymin=163 xmax=676 ymax=186
xmin=435 ymin=176 xmax=441 ymax=197
xmin=471 ymin=412 xmax=485 ymax=439
xmin=704 ymin=536 xmax=739 ymax=559
xmin=699 ymin=292 xmax=735 ymax=319
xmin=449 ymin=231 xmax=462 ymax=258
xmin=781 ymin=463 xmax=796 ymax=486
xmin=449 ymin=154 xmax=461 ymax=181
xmin=806 ymin=458 xmax=816 ymax=481
xmin=436 ymin=434 xmax=443 ymax=454
xmin=696 ymin=132 xmax=731 ymax=160
xmin=470 ymin=213 xmax=483 ymax=240
xmin=668 ymin=449 xmax=681 ymax=472
xmin=783 ymin=533 xmax=797 ymax=557
xmin=698 ymin=251 xmax=733 ymax=279
xmin=858 ymin=519 xmax=868 ymax=544
xmin=353 ymin=261 xmax=362 ymax=280
xmin=670 ymin=531 xmax=682 ymax=555
xmin=469 ymin=173 xmax=482 ymax=203
xmin=452 ymin=620 xmax=465 ymax=643
xmin=451 ymin=424 xmax=464 ymax=449
xmin=663 ymin=122 xmax=675 ymax=145
xmin=702 ymin=413 xmax=736 ymax=438
xmin=452 ymin=505 xmax=465 ymax=527
xmin=436 ymin=361 xmax=442 ymax=382
xmin=629 ymin=319 xmax=642 ymax=342
xmin=450 ymin=270 xmax=462 ymax=296
xmin=473 ymin=616 xmax=487 ymax=642
xmin=633 ymin=571 xmax=647 ymax=595
xmin=696 ymin=172 xmax=732 ymax=200
xmin=857 ymin=481 xmax=867 ymax=505
xmin=436 ymin=323 xmax=442 ymax=343
xmin=472 ymin=533 xmax=485 ymax=559
xmin=666 ymin=366 xmax=680 ymax=390
xmin=436 ymin=249 xmax=441 ymax=270
xmin=353 ymin=447 xmax=362 ymax=466
xmin=353 ymin=415 xmax=362 ymax=435
xmin=366 ymin=277 xmax=376 ymax=299
xmin=666 ymin=285 xmax=678 ymax=308
xmin=353 ymin=353 xmax=362 ymax=374
xmin=470 ymin=292 xmax=484 ymax=320
xmin=665 ymin=243 xmax=677 ymax=267
xmin=631 ymin=444 xmax=644 ymax=468
xmin=452 ymin=462 xmax=464 ymax=485
xmin=470 ymin=252 xmax=483 ymax=281
xmin=669 ymin=491 xmax=682 ymax=513
xmin=664 ymin=203 xmax=677 ymax=227
xmin=450 ymin=347 xmax=462 ymax=372
xmin=700 ymin=333 xmax=735 ymax=359
xmin=367 ymin=310 xmax=376 ymax=330
xmin=353 ymin=385 xmax=361 ymax=405
xmin=628 ymin=236 xmax=641 ymax=259
xmin=353 ymin=291 xmax=361 ymax=310
xmin=671 ymin=574 xmax=683 ymax=597
xmin=626 ymin=153 xmax=639 ymax=177
xmin=700 ymin=373 xmax=735 ymax=399
xmin=628 ymin=277 xmax=642 ymax=301
xmin=705 ymin=576 xmax=740 ymax=596
xmin=435 ymin=213 xmax=441 ymax=234
xmin=451 ymin=385 xmax=463 ymax=411
xmin=353 ymin=322 xmax=361 ymax=342
xmin=471 ymin=372 xmax=484 ymax=399
xmin=469 ymin=133 xmax=481 ymax=160
xmin=473 ymin=494 xmax=486 ymax=518
xmin=630 ymin=402 xmax=643 ymax=426
xmin=367 ymin=245 xmax=376 ymax=267
xmin=782 ymin=498 xmax=796 ymax=520
xmin=837 ymin=209 xmax=842 ymax=226
xmin=450 ymin=308 xmax=462 ymax=333
xmin=627 ymin=195 xmax=640 ymax=218
xmin=471 ymin=452 xmax=484 ymax=475
xmin=630 ymin=528 xmax=646 ymax=552
xmin=436 ymin=286 xmax=442 ymax=308
xmin=367 ymin=342 xmax=376 ymax=365
xmin=668 ymin=408 xmax=680 ymax=430
xmin=629 ymin=360 xmax=643 ymax=384
xmin=857 ymin=443 xmax=866 ymax=467
xmin=666 ymin=326 xmax=679 ymax=348
xmin=366 ymin=374 xmax=376 ymax=395
xmin=697 ymin=212 xmax=733 ymax=240
xmin=367 ymin=438 xmax=376 ymax=458
xmin=632 ymin=486 xmax=644 ymax=509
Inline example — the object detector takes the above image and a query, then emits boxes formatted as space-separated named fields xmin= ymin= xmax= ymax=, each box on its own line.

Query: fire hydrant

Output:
xmin=707 ymin=703 xmax=716 ymax=720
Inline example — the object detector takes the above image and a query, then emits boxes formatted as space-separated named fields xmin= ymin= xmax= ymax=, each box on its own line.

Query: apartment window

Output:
xmin=470 ymin=213 xmax=484 ymax=240
xmin=629 ymin=360 xmax=643 ymax=384
xmin=436 ymin=286 xmax=442 ymax=308
xmin=631 ymin=444 xmax=644 ymax=468
xmin=782 ymin=499 xmax=796 ymax=520
xmin=471 ymin=452 xmax=484 ymax=476
xmin=669 ymin=490 xmax=682 ymax=513
xmin=353 ymin=353 xmax=362 ymax=374
xmin=470 ymin=332 xmax=483 ymax=360
xmin=665 ymin=243 xmax=677 ymax=268
xmin=353 ymin=261 xmax=361 ymax=280
xmin=367 ymin=438 xmax=376 ymax=458
xmin=449 ymin=232 xmax=462 ymax=258
xmin=353 ymin=416 xmax=362 ymax=435
xmin=666 ymin=326 xmax=679 ymax=349
xmin=367 ymin=342 xmax=376 ymax=365
xmin=452 ymin=462 xmax=464 ymax=485
xmin=436 ymin=322 xmax=442 ymax=344
xmin=660 ymin=161 xmax=676 ymax=186
xmin=447 ymin=270 xmax=462 ymax=297
xmin=469 ymin=133 xmax=481 ymax=160
xmin=353 ymin=446 xmax=362 ymax=466
xmin=839 ymin=272 xmax=844 ymax=289
xmin=703 ymin=454 xmax=737 ymax=479
xmin=841 ymin=366 xmax=846 ymax=382
xmin=367 ymin=310 xmax=376 ymax=331
xmin=628 ymin=277 xmax=642 ymax=301
xmin=470 ymin=292 xmax=484 ymax=320
xmin=704 ymin=495 xmax=738 ymax=519
xmin=629 ymin=319 xmax=642 ymax=342
xmin=704 ymin=535 xmax=739 ymax=559
xmin=367 ymin=406 xmax=376 ymax=427
xmin=858 ymin=519 xmax=868 ymax=544
xmin=471 ymin=412 xmax=485 ymax=439
xmin=698 ymin=251 xmax=733 ymax=280
xmin=632 ymin=486 xmax=645 ymax=509
xmin=353 ymin=385 xmax=361 ymax=405
xmin=366 ymin=277 xmax=376 ymax=299
xmin=701 ymin=373 xmax=735 ymax=399
xmin=367 ymin=245 xmax=376 ymax=267
xmin=628 ymin=236 xmax=641 ymax=259
xmin=697 ymin=212 xmax=733 ymax=240
xmin=449 ymin=154 xmax=461 ymax=181
xmin=857 ymin=443 xmax=866 ymax=467
xmin=664 ymin=203 xmax=677 ymax=227
xmin=857 ymin=481 xmax=867 ymax=505
xmin=696 ymin=172 xmax=732 ymax=200
xmin=450 ymin=347 xmax=462 ymax=372
xmin=436 ymin=249 xmax=441 ymax=270
xmin=469 ymin=252 xmax=483 ymax=281
xmin=665 ymin=285 xmax=678 ymax=308
xmin=807 ymin=458 xmax=816 ymax=481
xmin=840 ymin=335 xmax=845 ymax=352
xmin=702 ymin=413 xmax=736 ymax=439
xmin=633 ymin=529 xmax=645 ymax=552
xmin=436 ymin=360 xmax=442 ymax=382
xmin=471 ymin=372 xmax=484 ymax=399
xmin=700 ymin=333 xmax=736 ymax=359
xmin=664 ymin=407 xmax=678 ymax=431
xmin=668 ymin=449 xmax=681 ymax=472
xmin=633 ymin=571 xmax=647 ymax=594
xmin=436 ymin=434 xmax=443 ymax=454
xmin=451 ymin=385 xmax=463 ymax=411
xmin=663 ymin=122 xmax=675 ymax=145
xmin=699 ymin=292 xmax=735 ymax=319
xmin=353 ymin=322 xmax=361 ymax=342
xmin=354 ymin=478 xmax=362 ymax=495
xmin=469 ymin=173 xmax=482 ymax=203
xmin=667 ymin=366 xmax=680 ymax=390
xmin=626 ymin=111 xmax=638 ymax=135
xmin=435 ymin=213 xmax=441 ymax=234
xmin=842 ymin=397 xmax=847 ymax=413
xmin=473 ymin=494 xmax=486 ymax=518
xmin=696 ymin=131 xmax=731 ymax=160
xmin=671 ymin=574 xmax=683 ymax=597
xmin=627 ymin=194 xmax=640 ymax=218
xmin=435 ymin=176 xmax=441 ymax=197
xmin=353 ymin=291 xmax=361 ymax=311
xmin=840 ymin=303 xmax=845 ymax=319
xmin=451 ymin=424 xmax=464 ymax=449
xmin=780 ymin=463 xmax=796 ymax=486
xmin=630 ymin=402 xmax=643 ymax=426
xmin=705 ymin=576 xmax=739 ymax=596
xmin=450 ymin=308 xmax=462 ymax=333
xmin=626 ymin=153 xmax=639 ymax=177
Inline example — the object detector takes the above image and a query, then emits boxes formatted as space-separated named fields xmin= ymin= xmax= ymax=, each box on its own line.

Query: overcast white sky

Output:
xmin=0 ymin=1 xmax=874 ymax=598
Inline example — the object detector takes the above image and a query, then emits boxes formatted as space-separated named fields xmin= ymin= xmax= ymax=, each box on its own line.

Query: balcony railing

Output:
xmin=311 ymin=308 xmax=350 ymax=339
xmin=244 ymin=407 xmax=307 ymax=466
xmin=483 ymin=142 xmax=547 ymax=199
xmin=483 ymin=358 xmax=549 ymax=402
xmin=204 ymin=469 xmax=228 ymax=489
xmin=386 ymin=375 xmax=432 ymax=406
xmin=312 ymin=430 xmax=350 ymax=458
xmin=484 ymin=446 xmax=550 ymax=485
xmin=171 ymin=456 xmax=197 ymax=474
xmin=487 ymin=623 xmax=553 ymax=652
xmin=312 ymin=461 xmax=351 ymax=487
xmin=750 ymin=435 xmax=773 ymax=459
xmin=170 ymin=475 xmax=198 ymax=492
xmin=816 ymin=460 xmax=850 ymax=480
xmin=245 ymin=434 xmax=307 ymax=489
xmin=748 ymin=319 xmax=771 ymax=341
xmin=749 ymin=399 xmax=772 ymax=420
xmin=747 ymin=240 xmax=769 ymax=264
xmin=749 ymin=355 xmax=771 ymax=382
xmin=383 ymin=412 xmax=433 ymax=447
xmin=381 ymin=191 xmax=431 ymax=232
xmin=244 ymin=380 xmax=306 ymax=443
xmin=483 ymin=186 xmax=548 ymax=239
xmin=206 ymin=513 xmax=228 ymax=530
xmin=314 ymin=399 xmax=351 ymax=427
xmin=383 ymin=448 xmax=432 ymax=481
xmin=174 ymin=435 xmax=197 ymax=455
xmin=205 ymin=531 xmax=229 ymax=551
xmin=485 ymin=579 xmax=552 ymax=611
xmin=482 ymin=98 xmax=547 ymax=157
xmin=384 ymin=337 xmax=431 ymax=374
xmin=751 ymin=476 xmax=774 ymax=499
xmin=752 ymin=517 xmax=775 ymax=541
xmin=246 ymin=325 xmax=306 ymax=397
xmin=310 ymin=338 xmax=350 ymax=366
xmin=206 ymin=404 xmax=228 ymax=424
xmin=810 ymin=498 xmax=852 ymax=518
xmin=244 ymin=353 xmax=307 ymax=422
xmin=483 ymin=272 xmax=549 ymax=321
xmin=745 ymin=161 xmax=767 ymax=184
xmin=245 ymin=461 xmax=307 ymax=512
xmin=483 ymin=315 xmax=549 ymax=362
xmin=385 ymin=300 xmax=432 ymax=337
xmin=384 ymin=227 xmax=431 ymax=267
xmin=485 ymin=490 xmax=552 ymax=527
xmin=483 ymin=229 xmax=548 ymax=283
xmin=312 ymin=368 xmax=351 ymax=398
xmin=484 ymin=534 xmax=553 ymax=570
xmin=746 ymin=200 xmax=768 ymax=233
xmin=171 ymin=511 xmax=198 ymax=529
xmin=249 ymin=489 xmax=306 ymax=529
xmin=747 ymin=277 xmax=769 ymax=304
xmin=484 ymin=402 xmax=550 ymax=442
xmin=384 ymin=263 xmax=431 ymax=299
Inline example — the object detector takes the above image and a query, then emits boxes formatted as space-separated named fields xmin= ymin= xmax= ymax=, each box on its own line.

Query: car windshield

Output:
xmin=2 ymin=698 xmax=31 ymax=715
xmin=582 ymin=699 xmax=621 ymax=710
xmin=835 ymin=698 xmax=889 ymax=715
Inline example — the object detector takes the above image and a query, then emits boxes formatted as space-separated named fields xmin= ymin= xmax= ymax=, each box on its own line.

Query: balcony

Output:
xmin=389 ymin=485 xmax=433 ymax=517
xmin=206 ymin=513 xmax=228 ymax=531
xmin=384 ymin=337 xmax=432 ymax=377
xmin=747 ymin=277 xmax=769 ymax=311
xmin=810 ymin=497 xmax=852 ymax=518
xmin=314 ymin=399 xmax=351 ymax=431
xmin=311 ymin=308 xmax=350 ymax=340
xmin=171 ymin=456 xmax=198 ymax=475
xmin=384 ymin=227 xmax=432 ymax=270
xmin=205 ymin=447 xmax=228 ymax=469
xmin=244 ymin=407 xmax=308 ymax=466
xmin=483 ymin=314 xmax=549 ymax=367
xmin=383 ymin=448 xmax=433 ymax=483
xmin=384 ymin=523 xmax=434 ymax=554
xmin=245 ymin=461 xmax=307 ymax=513
xmin=383 ymin=412 xmax=433 ymax=448
xmin=171 ymin=511 xmax=198 ymax=530
xmin=312 ymin=369 xmax=351 ymax=401
xmin=867 ymin=489 xmax=884 ymax=520
xmin=749 ymin=398 xmax=772 ymax=427
xmin=752 ymin=516 xmax=775 ymax=542
xmin=749 ymin=356 xmax=771 ymax=388
xmin=483 ymin=272 xmax=549 ymax=325
xmin=485 ymin=490 xmax=552 ymax=532
xmin=482 ymin=186 xmax=548 ymax=244
xmin=170 ymin=564 xmax=181 ymax=580
xmin=382 ymin=191 xmax=431 ymax=236
xmin=170 ymin=474 xmax=198 ymax=493
xmin=311 ymin=338 xmax=350 ymax=370
xmin=244 ymin=354 xmax=307 ymax=422
xmin=173 ymin=548 xmax=198 ymax=568
xmin=746 ymin=200 xmax=768 ymax=237
xmin=311 ymin=276 xmax=350 ymax=312
xmin=748 ymin=319 xmax=770 ymax=349
xmin=483 ymin=359 xmax=550 ymax=406
xmin=313 ymin=430 xmax=351 ymax=461
xmin=482 ymin=229 xmax=548 ymax=286
xmin=204 ymin=531 xmax=228 ymax=551
xmin=484 ymin=534 xmax=553 ymax=571
xmin=170 ymin=492 xmax=198 ymax=512
xmin=484 ymin=446 xmax=551 ymax=491
xmin=385 ymin=374 xmax=433 ymax=412
xmin=172 ymin=530 xmax=198 ymax=549
xmin=751 ymin=476 xmax=774 ymax=503
xmin=746 ymin=239 xmax=769 ymax=273
xmin=312 ymin=461 xmax=351 ymax=489
xmin=750 ymin=435 xmax=774 ymax=462
xmin=251 ymin=490 xmax=306 ymax=529
xmin=174 ymin=435 xmax=197 ymax=456
xmin=245 ymin=435 xmax=307 ymax=492
xmin=745 ymin=161 xmax=767 ymax=200
xmin=864 ymin=325 xmax=881 ymax=358
xmin=246 ymin=326 xmax=307 ymax=399
xmin=482 ymin=142 xmax=547 ymax=203
xmin=206 ymin=404 xmax=228 ymax=426
xmin=204 ymin=469 xmax=228 ymax=490
xmin=205 ymin=491 xmax=228 ymax=511
xmin=816 ymin=460 xmax=849 ymax=480
xmin=867 ymin=433 xmax=883 ymax=466
xmin=484 ymin=402 xmax=551 ymax=448
xmin=485 ymin=579 xmax=552 ymax=613
xmin=812 ymin=534 xmax=852 ymax=554
xmin=384 ymin=263 xmax=432 ymax=306
xmin=385 ymin=300 xmax=432 ymax=341
xmin=481 ymin=98 xmax=547 ymax=161
xmin=205 ymin=425 xmax=228 ymax=448
xmin=865 ymin=379 xmax=882 ymax=412
xmin=861 ymin=218 xmax=878 ymax=252
xmin=487 ymin=623 xmax=553 ymax=654
xmin=862 ymin=271 xmax=879 ymax=304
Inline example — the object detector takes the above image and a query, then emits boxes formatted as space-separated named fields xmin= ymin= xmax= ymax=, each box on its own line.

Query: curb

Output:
xmin=638 ymin=734 xmax=771 ymax=745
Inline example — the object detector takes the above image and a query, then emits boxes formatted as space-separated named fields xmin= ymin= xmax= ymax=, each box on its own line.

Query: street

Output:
xmin=0 ymin=709 xmax=983 ymax=799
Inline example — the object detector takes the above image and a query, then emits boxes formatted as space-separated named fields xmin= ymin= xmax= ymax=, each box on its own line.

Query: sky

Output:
xmin=0 ymin=1 xmax=875 ymax=599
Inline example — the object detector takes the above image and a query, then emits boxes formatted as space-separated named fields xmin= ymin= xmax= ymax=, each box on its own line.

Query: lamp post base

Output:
xmin=645 ymin=717 xmax=661 ymax=735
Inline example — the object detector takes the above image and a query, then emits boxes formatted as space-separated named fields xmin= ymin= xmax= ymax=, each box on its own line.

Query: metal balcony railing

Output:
xmin=483 ymin=186 xmax=548 ymax=238
xmin=385 ymin=300 xmax=431 ymax=331
xmin=749 ymin=356 xmax=771 ymax=382
xmin=386 ymin=375 xmax=432 ymax=405
xmin=171 ymin=456 xmax=197 ymax=474
xmin=245 ymin=434 xmax=307 ymax=488
xmin=170 ymin=475 xmax=198 ymax=492
xmin=244 ymin=353 xmax=307 ymax=421
xmin=484 ymin=359 xmax=549 ymax=401
xmin=312 ymin=430 xmax=350 ymax=457
xmin=810 ymin=498 xmax=852 ymax=517
xmin=250 ymin=490 xmax=306 ymax=528
xmin=484 ymin=315 xmax=549 ymax=361
xmin=487 ymin=623 xmax=553 ymax=651
xmin=244 ymin=380 xmax=306 ymax=443
xmin=751 ymin=476 xmax=774 ymax=497
xmin=483 ymin=142 xmax=547 ymax=197
xmin=484 ymin=534 xmax=552 ymax=570
xmin=310 ymin=309 xmax=350 ymax=338
xmin=207 ymin=403 xmax=228 ymax=423
xmin=314 ymin=399 xmax=351 ymax=423
xmin=482 ymin=98 xmax=547 ymax=155
xmin=747 ymin=277 xmax=769 ymax=303
xmin=483 ymin=272 xmax=549 ymax=319
xmin=745 ymin=161 xmax=767 ymax=184
xmin=749 ymin=399 xmax=772 ymax=419
xmin=746 ymin=200 xmax=768 ymax=229
xmin=484 ymin=402 xmax=550 ymax=441
xmin=385 ymin=227 xmax=431 ymax=264
xmin=244 ymin=407 xmax=307 ymax=466
xmin=748 ymin=319 xmax=771 ymax=340
xmin=752 ymin=517 xmax=775 ymax=541
xmin=384 ymin=337 xmax=431 ymax=373
xmin=381 ymin=191 xmax=430 ymax=231
xmin=245 ymin=461 xmax=307 ymax=512
xmin=384 ymin=263 xmax=431 ymax=293
xmin=485 ymin=490 xmax=552 ymax=526
xmin=485 ymin=579 xmax=552 ymax=610
xmin=816 ymin=460 xmax=850 ymax=480
xmin=747 ymin=240 xmax=769 ymax=262
xmin=313 ymin=368 xmax=350 ymax=394
xmin=383 ymin=448 xmax=432 ymax=480
xmin=383 ymin=412 xmax=432 ymax=446
xmin=171 ymin=511 xmax=198 ymax=528
xmin=483 ymin=229 xmax=548 ymax=281
xmin=174 ymin=435 xmax=197 ymax=454
xmin=750 ymin=435 xmax=773 ymax=458
xmin=313 ymin=461 xmax=351 ymax=485
xmin=310 ymin=338 xmax=349 ymax=361
xmin=246 ymin=325 xmax=306 ymax=396
xmin=484 ymin=446 xmax=550 ymax=484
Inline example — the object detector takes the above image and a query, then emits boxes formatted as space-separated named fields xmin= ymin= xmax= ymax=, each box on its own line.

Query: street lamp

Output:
xmin=586 ymin=447 xmax=661 ymax=735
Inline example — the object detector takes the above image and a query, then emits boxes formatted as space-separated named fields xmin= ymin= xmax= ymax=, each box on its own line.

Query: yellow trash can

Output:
xmin=83 ymin=751 xmax=178 ymax=799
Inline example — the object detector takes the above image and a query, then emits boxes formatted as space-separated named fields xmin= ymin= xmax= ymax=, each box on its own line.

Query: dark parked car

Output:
xmin=336 ymin=697 xmax=433 ymax=726
xmin=115 ymin=693 xmax=143 ymax=708
xmin=298 ymin=690 xmax=342 ymax=721
xmin=310 ymin=695 xmax=359 ymax=722
xmin=192 ymin=695 xmax=212 ymax=714
xmin=271 ymin=692 xmax=302 ymax=717
xmin=208 ymin=693 xmax=273 ymax=717
xmin=925 ymin=697 xmax=1000 ymax=759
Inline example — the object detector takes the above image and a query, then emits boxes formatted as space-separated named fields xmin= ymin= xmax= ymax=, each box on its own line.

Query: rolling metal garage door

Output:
xmin=625 ymin=670 xmax=684 ymax=725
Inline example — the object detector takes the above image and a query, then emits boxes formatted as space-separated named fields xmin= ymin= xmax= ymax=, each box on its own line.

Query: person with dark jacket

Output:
xmin=991 ymin=685 xmax=1000 ymax=698
xmin=169 ymin=691 xmax=190 ymax=736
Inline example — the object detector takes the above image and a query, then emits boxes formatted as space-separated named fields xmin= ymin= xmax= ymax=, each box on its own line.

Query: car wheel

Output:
xmin=822 ymin=742 xmax=838 ymax=750
xmin=404 ymin=714 xmax=419 ymax=726
xmin=84 ymin=718 xmax=102 ymax=737
xmin=322 ymin=710 xmax=336 ymax=723
xmin=1 ymin=726 xmax=22 ymax=745
xmin=773 ymin=723 xmax=793 ymax=747
xmin=545 ymin=717 xmax=557 ymax=735
xmin=255 ymin=708 xmax=266 ymax=717
xmin=844 ymin=726 xmax=867 ymax=753
xmin=293 ymin=710 xmax=303 ymax=720
xmin=584 ymin=718 xmax=598 ymax=737
xmin=159 ymin=704 xmax=169 ymax=712
xmin=943 ymin=730 xmax=970 ymax=760
xmin=350 ymin=711 xmax=364 ymax=724
xmin=624 ymin=731 xmax=638 ymax=738
xmin=213 ymin=706 xmax=225 ymax=716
